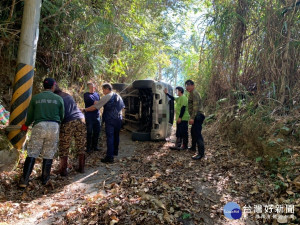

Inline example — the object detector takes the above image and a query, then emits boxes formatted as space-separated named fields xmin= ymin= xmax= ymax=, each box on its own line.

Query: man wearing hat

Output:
xmin=19 ymin=78 xmax=64 ymax=188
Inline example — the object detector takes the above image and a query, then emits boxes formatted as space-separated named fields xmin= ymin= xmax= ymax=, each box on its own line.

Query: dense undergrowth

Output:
xmin=206 ymin=97 xmax=300 ymax=194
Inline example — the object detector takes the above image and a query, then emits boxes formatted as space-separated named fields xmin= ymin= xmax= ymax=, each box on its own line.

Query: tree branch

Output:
xmin=41 ymin=0 xmax=72 ymax=22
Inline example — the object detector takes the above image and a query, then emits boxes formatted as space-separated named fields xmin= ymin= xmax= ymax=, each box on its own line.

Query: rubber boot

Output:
xmin=59 ymin=156 xmax=68 ymax=176
xmin=170 ymin=137 xmax=182 ymax=150
xmin=19 ymin=157 xmax=36 ymax=188
xmin=78 ymin=154 xmax=85 ymax=173
xmin=41 ymin=159 xmax=53 ymax=185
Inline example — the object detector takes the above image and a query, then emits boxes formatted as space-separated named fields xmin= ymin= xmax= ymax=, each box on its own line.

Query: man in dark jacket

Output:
xmin=185 ymin=80 xmax=205 ymax=160
xmin=19 ymin=78 xmax=64 ymax=188
xmin=54 ymin=85 xmax=87 ymax=176
xmin=83 ymin=83 xmax=124 ymax=163
xmin=84 ymin=82 xmax=101 ymax=153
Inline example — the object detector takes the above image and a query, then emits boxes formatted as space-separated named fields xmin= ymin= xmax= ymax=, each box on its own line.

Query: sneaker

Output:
xmin=19 ymin=177 xmax=28 ymax=188
xmin=192 ymin=154 xmax=204 ymax=160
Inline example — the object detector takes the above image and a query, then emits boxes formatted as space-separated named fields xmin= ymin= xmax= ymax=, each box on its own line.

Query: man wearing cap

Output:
xmin=54 ymin=85 xmax=86 ymax=176
xmin=185 ymin=79 xmax=205 ymax=160
xmin=83 ymin=82 xmax=101 ymax=153
xmin=19 ymin=78 xmax=64 ymax=188
xmin=83 ymin=83 xmax=125 ymax=163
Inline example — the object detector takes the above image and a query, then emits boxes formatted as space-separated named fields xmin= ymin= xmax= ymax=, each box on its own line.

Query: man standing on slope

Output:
xmin=84 ymin=82 xmax=101 ymax=153
xmin=54 ymin=85 xmax=87 ymax=176
xmin=19 ymin=78 xmax=64 ymax=187
xmin=185 ymin=80 xmax=205 ymax=160
xmin=164 ymin=86 xmax=190 ymax=150
xmin=83 ymin=83 xmax=125 ymax=163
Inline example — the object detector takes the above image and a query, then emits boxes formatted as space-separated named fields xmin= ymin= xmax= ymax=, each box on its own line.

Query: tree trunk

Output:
xmin=230 ymin=0 xmax=248 ymax=91
xmin=279 ymin=0 xmax=296 ymax=105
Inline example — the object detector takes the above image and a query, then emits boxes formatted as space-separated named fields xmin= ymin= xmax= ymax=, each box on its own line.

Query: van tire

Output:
xmin=132 ymin=132 xmax=151 ymax=141
xmin=132 ymin=80 xmax=154 ymax=89
xmin=112 ymin=83 xmax=127 ymax=92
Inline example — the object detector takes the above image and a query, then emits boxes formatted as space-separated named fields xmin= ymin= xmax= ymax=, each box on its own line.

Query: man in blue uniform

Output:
xmin=83 ymin=83 xmax=124 ymax=163
xmin=84 ymin=82 xmax=101 ymax=153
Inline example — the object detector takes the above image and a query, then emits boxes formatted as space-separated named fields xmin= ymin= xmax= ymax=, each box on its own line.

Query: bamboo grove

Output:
xmin=0 ymin=0 xmax=299 ymax=112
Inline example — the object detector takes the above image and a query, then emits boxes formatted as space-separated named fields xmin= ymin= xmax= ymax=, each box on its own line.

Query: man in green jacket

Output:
xmin=164 ymin=86 xmax=190 ymax=150
xmin=185 ymin=79 xmax=205 ymax=160
xmin=19 ymin=78 xmax=64 ymax=188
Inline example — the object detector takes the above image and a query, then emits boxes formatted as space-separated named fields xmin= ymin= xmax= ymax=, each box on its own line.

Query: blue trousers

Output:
xmin=105 ymin=118 xmax=122 ymax=159
xmin=85 ymin=116 xmax=101 ymax=151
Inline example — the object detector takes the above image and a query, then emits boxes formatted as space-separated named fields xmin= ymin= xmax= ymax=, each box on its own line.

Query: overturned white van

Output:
xmin=113 ymin=80 xmax=174 ymax=141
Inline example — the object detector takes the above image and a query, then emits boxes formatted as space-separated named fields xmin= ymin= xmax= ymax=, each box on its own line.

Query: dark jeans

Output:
xmin=86 ymin=116 xmax=101 ymax=151
xmin=191 ymin=112 xmax=205 ymax=156
xmin=176 ymin=120 xmax=188 ymax=138
xmin=176 ymin=120 xmax=188 ymax=146
xmin=105 ymin=118 xmax=122 ymax=159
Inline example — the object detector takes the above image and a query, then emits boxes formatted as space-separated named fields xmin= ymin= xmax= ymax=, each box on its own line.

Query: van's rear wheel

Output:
xmin=132 ymin=131 xmax=151 ymax=141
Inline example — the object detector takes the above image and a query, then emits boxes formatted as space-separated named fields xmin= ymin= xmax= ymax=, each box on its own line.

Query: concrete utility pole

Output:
xmin=8 ymin=0 xmax=42 ymax=149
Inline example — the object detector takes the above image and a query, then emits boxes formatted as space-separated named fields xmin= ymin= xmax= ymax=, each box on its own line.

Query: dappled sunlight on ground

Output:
xmin=1 ymin=127 xmax=297 ymax=224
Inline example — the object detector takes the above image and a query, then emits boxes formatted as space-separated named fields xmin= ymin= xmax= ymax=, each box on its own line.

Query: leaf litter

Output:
xmin=0 ymin=126 xmax=299 ymax=224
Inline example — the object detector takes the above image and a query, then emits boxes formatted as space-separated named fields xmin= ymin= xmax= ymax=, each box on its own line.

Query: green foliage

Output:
xmin=1 ymin=0 xmax=198 ymax=88
xmin=177 ymin=0 xmax=300 ymax=112
xmin=1 ymin=0 xmax=299 ymax=99
xmin=256 ymin=157 xmax=262 ymax=162
xmin=182 ymin=212 xmax=192 ymax=219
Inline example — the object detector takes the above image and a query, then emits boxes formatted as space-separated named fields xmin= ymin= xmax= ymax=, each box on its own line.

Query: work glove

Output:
xmin=21 ymin=124 xmax=28 ymax=132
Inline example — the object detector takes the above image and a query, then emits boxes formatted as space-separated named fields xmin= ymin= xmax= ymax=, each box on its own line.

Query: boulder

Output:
xmin=0 ymin=128 xmax=20 ymax=172
xmin=0 ymin=148 xmax=19 ymax=172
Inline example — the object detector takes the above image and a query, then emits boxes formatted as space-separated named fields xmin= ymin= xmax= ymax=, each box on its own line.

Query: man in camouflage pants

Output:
xmin=19 ymin=78 xmax=64 ymax=188
xmin=54 ymin=85 xmax=87 ymax=176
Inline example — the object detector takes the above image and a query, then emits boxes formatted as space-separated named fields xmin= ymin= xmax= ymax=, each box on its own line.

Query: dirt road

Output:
xmin=1 ymin=127 xmax=288 ymax=224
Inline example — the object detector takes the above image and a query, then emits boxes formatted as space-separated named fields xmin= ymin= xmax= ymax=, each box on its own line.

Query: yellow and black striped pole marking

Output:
xmin=8 ymin=63 xmax=34 ymax=149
